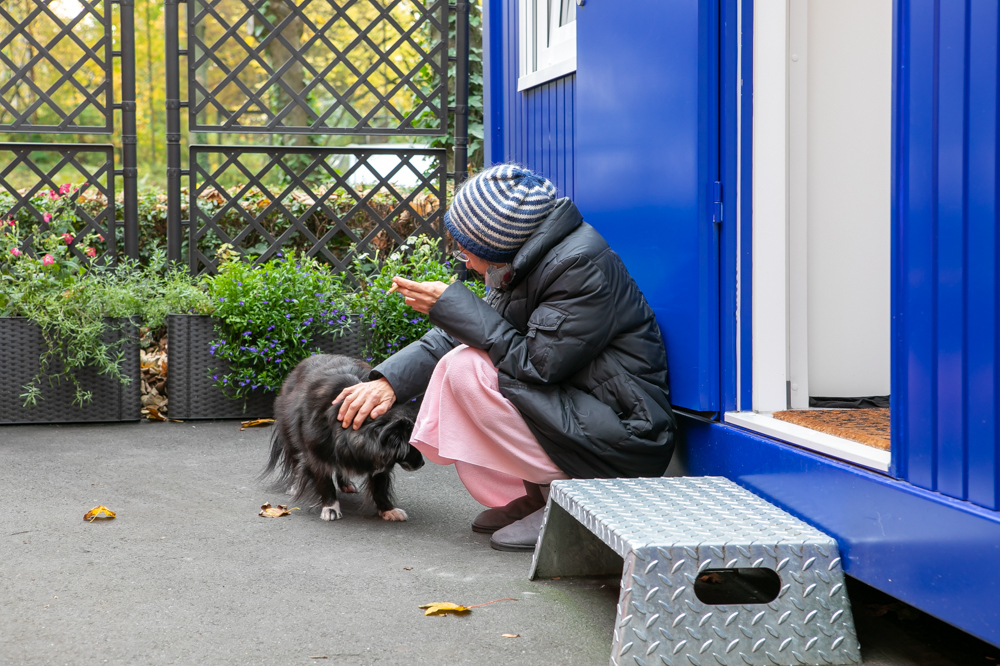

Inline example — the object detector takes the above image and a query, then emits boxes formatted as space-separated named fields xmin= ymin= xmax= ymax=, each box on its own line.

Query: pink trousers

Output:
xmin=409 ymin=345 xmax=568 ymax=508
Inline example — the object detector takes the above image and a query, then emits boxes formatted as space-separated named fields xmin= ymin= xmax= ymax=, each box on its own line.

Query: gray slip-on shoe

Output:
xmin=472 ymin=481 xmax=546 ymax=534
xmin=489 ymin=506 xmax=546 ymax=552
xmin=472 ymin=493 xmax=544 ymax=533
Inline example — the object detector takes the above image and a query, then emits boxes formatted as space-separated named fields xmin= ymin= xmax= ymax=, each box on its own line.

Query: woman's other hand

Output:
xmin=392 ymin=277 xmax=448 ymax=314
xmin=333 ymin=377 xmax=396 ymax=430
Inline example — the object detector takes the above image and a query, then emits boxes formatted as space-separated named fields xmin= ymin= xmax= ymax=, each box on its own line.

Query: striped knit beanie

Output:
xmin=443 ymin=164 xmax=558 ymax=263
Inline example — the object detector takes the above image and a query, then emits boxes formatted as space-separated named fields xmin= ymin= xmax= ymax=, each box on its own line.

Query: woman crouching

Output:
xmin=333 ymin=164 xmax=676 ymax=551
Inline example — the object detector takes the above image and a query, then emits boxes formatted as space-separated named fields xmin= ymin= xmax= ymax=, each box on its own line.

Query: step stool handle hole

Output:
xmin=694 ymin=568 xmax=781 ymax=605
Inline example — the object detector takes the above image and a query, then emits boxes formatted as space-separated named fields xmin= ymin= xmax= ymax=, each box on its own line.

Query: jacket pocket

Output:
xmin=590 ymin=373 xmax=657 ymax=439
xmin=525 ymin=305 xmax=568 ymax=339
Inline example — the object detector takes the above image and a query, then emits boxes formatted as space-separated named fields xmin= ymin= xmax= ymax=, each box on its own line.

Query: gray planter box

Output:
xmin=0 ymin=317 xmax=141 ymax=424
xmin=166 ymin=314 xmax=364 ymax=420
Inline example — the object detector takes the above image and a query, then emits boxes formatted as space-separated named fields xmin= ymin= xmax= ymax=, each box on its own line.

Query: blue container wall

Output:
xmin=484 ymin=0 xmax=575 ymax=197
xmin=894 ymin=0 xmax=1000 ymax=510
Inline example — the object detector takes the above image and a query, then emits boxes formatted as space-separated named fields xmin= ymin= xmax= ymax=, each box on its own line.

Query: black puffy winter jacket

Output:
xmin=371 ymin=198 xmax=676 ymax=479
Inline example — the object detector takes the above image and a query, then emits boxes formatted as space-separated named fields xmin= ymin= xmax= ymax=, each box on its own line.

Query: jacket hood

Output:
xmin=506 ymin=198 xmax=583 ymax=289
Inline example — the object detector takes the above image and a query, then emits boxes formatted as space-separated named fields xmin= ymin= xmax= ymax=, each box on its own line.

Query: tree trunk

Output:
xmin=264 ymin=0 xmax=310 ymax=145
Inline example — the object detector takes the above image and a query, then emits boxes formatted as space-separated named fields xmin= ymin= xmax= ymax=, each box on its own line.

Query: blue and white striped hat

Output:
xmin=444 ymin=164 xmax=558 ymax=263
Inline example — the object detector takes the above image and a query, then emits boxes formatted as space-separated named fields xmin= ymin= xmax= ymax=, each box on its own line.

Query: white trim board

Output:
xmin=517 ymin=57 xmax=576 ymax=91
xmin=724 ymin=411 xmax=891 ymax=472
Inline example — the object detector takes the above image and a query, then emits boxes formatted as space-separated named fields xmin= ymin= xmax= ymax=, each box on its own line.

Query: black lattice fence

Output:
xmin=187 ymin=0 xmax=448 ymax=135
xmin=0 ymin=143 xmax=118 ymax=262
xmin=0 ymin=0 xmax=139 ymax=258
xmin=167 ymin=0 xmax=470 ymax=271
xmin=0 ymin=0 xmax=113 ymax=133
xmin=188 ymin=144 xmax=445 ymax=275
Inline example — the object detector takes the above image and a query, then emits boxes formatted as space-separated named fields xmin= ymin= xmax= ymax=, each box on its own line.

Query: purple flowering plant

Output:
xmin=205 ymin=247 xmax=351 ymax=401
xmin=348 ymin=235 xmax=485 ymax=364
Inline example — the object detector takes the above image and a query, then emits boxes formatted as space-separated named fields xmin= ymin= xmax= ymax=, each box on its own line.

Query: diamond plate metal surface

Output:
xmin=530 ymin=477 xmax=861 ymax=666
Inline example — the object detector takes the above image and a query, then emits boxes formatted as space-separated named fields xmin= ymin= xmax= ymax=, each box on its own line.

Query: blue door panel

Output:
xmin=574 ymin=0 xmax=720 ymax=412
xmin=934 ymin=1 xmax=967 ymax=500
xmin=894 ymin=0 xmax=1000 ymax=510
xmin=896 ymin=0 xmax=937 ymax=490
xmin=966 ymin=0 xmax=999 ymax=509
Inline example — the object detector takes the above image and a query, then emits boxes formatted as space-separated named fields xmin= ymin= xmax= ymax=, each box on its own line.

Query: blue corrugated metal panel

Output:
xmin=894 ymin=0 xmax=1000 ymax=510
xmin=575 ymin=0 xmax=720 ymax=412
xmin=492 ymin=0 xmax=575 ymax=198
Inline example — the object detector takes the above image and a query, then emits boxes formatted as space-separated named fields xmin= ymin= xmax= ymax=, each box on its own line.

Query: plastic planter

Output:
xmin=166 ymin=314 xmax=363 ymax=420
xmin=0 ymin=317 xmax=141 ymax=424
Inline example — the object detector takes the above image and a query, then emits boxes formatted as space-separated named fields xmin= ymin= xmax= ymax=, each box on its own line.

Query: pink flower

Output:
xmin=98 ymin=234 xmax=104 ymax=242
xmin=42 ymin=254 xmax=54 ymax=266
xmin=48 ymin=190 xmax=58 ymax=200
xmin=43 ymin=213 xmax=52 ymax=223
xmin=59 ymin=183 xmax=72 ymax=195
xmin=85 ymin=247 xmax=96 ymax=258
xmin=10 ymin=247 xmax=21 ymax=257
xmin=6 ymin=218 xmax=14 ymax=226
xmin=61 ymin=232 xmax=73 ymax=244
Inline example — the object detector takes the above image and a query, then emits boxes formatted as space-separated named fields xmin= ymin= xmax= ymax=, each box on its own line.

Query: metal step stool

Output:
xmin=530 ymin=477 xmax=861 ymax=666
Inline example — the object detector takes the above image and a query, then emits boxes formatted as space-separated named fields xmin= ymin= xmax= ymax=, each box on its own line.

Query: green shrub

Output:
xmin=348 ymin=235 xmax=485 ymax=365
xmin=0 ymin=226 xmax=210 ymax=407
xmin=204 ymin=247 xmax=352 ymax=400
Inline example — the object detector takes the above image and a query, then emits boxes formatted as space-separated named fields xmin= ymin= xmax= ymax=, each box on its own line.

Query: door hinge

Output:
xmin=712 ymin=181 xmax=723 ymax=224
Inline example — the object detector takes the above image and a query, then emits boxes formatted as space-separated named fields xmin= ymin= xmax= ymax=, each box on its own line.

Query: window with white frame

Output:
xmin=518 ymin=0 xmax=577 ymax=91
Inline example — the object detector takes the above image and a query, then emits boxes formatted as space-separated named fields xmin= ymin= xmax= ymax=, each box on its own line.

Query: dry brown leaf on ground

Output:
xmin=259 ymin=503 xmax=293 ymax=518
xmin=419 ymin=602 xmax=470 ymax=616
xmin=84 ymin=506 xmax=116 ymax=522
xmin=240 ymin=418 xmax=275 ymax=431
xmin=143 ymin=407 xmax=182 ymax=423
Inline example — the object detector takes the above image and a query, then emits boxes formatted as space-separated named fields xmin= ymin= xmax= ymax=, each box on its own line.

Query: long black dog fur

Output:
xmin=263 ymin=354 xmax=424 ymax=522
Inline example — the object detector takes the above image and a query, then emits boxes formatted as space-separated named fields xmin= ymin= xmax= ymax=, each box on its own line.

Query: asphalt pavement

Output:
xmin=2 ymin=421 xmax=998 ymax=666
xmin=0 ymin=421 xmax=618 ymax=665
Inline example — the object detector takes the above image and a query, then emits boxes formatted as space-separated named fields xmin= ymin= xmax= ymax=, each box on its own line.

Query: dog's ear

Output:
xmin=378 ymin=417 xmax=412 ymax=453
xmin=379 ymin=415 xmax=424 ymax=471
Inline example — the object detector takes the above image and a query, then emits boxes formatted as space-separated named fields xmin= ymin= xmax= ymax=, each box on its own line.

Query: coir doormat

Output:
xmin=772 ymin=408 xmax=890 ymax=451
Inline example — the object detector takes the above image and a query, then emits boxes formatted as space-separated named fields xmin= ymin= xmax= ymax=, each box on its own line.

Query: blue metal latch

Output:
xmin=713 ymin=180 xmax=723 ymax=224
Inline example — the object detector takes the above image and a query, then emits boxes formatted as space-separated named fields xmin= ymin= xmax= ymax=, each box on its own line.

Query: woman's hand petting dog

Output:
xmin=334 ymin=377 xmax=396 ymax=430
xmin=391 ymin=276 xmax=448 ymax=314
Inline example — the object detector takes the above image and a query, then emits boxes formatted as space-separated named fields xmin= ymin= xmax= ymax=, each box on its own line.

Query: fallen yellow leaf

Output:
xmin=258 ymin=503 xmax=292 ymax=518
xmin=83 ymin=506 xmax=116 ymax=522
xmin=143 ymin=407 xmax=183 ymax=423
xmin=240 ymin=418 xmax=275 ymax=431
xmin=419 ymin=602 xmax=470 ymax=616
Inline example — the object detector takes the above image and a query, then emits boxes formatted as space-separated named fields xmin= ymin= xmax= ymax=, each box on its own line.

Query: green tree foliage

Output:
xmin=1 ymin=1 xmax=483 ymax=195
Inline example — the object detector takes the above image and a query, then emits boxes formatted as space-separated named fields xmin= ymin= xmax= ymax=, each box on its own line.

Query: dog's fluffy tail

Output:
xmin=259 ymin=424 xmax=296 ymax=489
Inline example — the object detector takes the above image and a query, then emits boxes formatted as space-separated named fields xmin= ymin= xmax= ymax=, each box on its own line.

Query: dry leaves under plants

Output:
xmin=140 ymin=330 xmax=169 ymax=418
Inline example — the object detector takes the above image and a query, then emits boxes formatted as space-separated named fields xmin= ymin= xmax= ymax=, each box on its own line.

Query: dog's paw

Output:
xmin=320 ymin=501 xmax=342 ymax=521
xmin=338 ymin=483 xmax=357 ymax=494
xmin=379 ymin=507 xmax=408 ymax=522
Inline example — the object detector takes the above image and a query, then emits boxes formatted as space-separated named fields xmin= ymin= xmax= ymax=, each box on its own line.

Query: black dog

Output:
xmin=263 ymin=354 xmax=424 ymax=522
